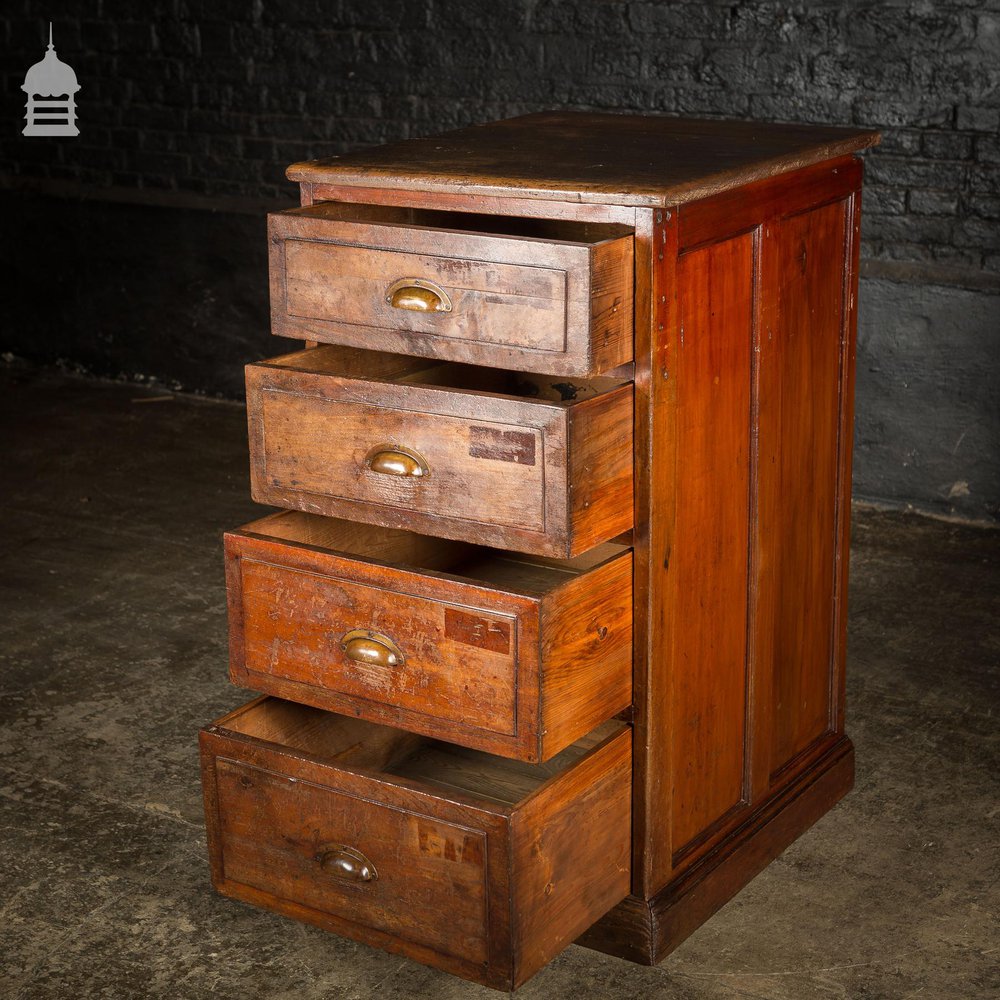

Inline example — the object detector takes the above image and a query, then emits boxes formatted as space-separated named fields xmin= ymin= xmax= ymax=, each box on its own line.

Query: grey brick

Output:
xmin=865 ymin=186 xmax=907 ymax=215
xmin=922 ymin=130 xmax=973 ymax=160
xmin=909 ymin=188 xmax=960 ymax=216
xmin=966 ymin=194 xmax=1000 ymax=220
xmin=976 ymin=135 xmax=1000 ymax=163
xmin=957 ymin=106 xmax=1000 ymax=132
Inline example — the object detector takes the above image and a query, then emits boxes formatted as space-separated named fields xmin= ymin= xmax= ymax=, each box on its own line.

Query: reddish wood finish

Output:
xmin=245 ymin=346 xmax=634 ymax=559
xmin=200 ymin=697 xmax=631 ymax=990
xmin=677 ymin=156 xmax=862 ymax=250
xmin=225 ymin=511 xmax=632 ymax=762
xmin=668 ymin=233 xmax=754 ymax=861
xmin=756 ymin=198 xmax=849 ymax=783
xmin=269 ymin=203 xmax=634 ymax=377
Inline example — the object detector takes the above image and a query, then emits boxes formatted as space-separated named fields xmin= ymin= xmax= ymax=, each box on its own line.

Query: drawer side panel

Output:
xmin=511 ymin=727 xmax=632 ymax=986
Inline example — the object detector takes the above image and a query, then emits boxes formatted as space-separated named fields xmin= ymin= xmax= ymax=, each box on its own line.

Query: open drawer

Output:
xmin=245 ymin=345 xmax=634 ymax=559
xmin=225 ymin=511 xmax=632 ymax=762
xmin=268 ymin=203 xmax=634 ymax=377
xmin=200 ymin=697 xmax=632 ymax=990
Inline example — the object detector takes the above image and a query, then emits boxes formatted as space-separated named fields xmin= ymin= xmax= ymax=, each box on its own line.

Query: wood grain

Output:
xmin=669 ymin=233 xmax=754 ymax=861
xmin=754 ymin=197 xmax=849 ymax=783
xmin=286 ymin=111 xmax=879 ymax=208
xmin=215 ymin=757 xmax=491 ymax=963
xmin=578 ymin=736 xmax=854 ymax=964
xmin=226 ymin=511 xmax=632 ymax=762
xmin=206 ymin=116 xmax=876 ymax=979
xmin=269 ymin=202 xmax=634 ymax=376
xmin=200 ymin=697 xmax=632 ymax=990
xmin=511 ymin=725 xmax=632 ymax=985
xmin=245 ymin=346 xmax=634 ymax=558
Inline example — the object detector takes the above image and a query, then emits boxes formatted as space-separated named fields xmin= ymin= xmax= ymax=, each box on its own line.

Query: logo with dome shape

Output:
xmin=22 ymin=23 xmax=80 ymax=137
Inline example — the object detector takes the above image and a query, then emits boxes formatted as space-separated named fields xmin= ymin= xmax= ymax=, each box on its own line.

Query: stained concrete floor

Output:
xmin=0 ymin=364 xmax=997 ymax=1000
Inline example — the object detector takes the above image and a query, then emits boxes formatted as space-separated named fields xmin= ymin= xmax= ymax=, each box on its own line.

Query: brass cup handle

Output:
xmin=340 ymin=628 xmax=405 ymax=668
xmin=365 ymin=443 xmax=429 ymax=479
xmin=385 ymin=277 xmax=452 ymax=313
xmin=317 ymin=845 xmax=378 ymax=884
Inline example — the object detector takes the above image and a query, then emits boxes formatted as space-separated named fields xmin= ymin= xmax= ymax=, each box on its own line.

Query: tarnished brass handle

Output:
xmin=317 ymin=844 xmax=378 ymax=883
xmin=365 ymin=443 xmax=429 ymax=479
xmin=385 ymin=277 xmax=452 ymax=313
xmin=340 ymin=628 xmax=405 ymax=668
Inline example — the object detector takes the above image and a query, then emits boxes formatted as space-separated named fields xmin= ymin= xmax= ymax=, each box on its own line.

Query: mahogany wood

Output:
xmin=268 ymin=203 xmax=634 ymax=376
xmin=245 ymin=346 xmax=634 ymax=559
xmin=200 ymin=697 xmax=631 ymax=990
xmin=225 ymin=511 xmax=632 ymax=762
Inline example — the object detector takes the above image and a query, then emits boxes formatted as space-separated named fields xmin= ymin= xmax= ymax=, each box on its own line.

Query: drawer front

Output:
xmin=284 ymin=241 xmax=568 ymax=354
xmin=246 ymin=353 xmax=634 ymax=559
xmin=214 ymin=758 xmax=490 ymax=964
xmin=236 ymin=556 xmax=523 ymax=738
xmin=259 ymin=387 xmax=547 ymax=533
xmin=268 ymin=206 xmax=634 ymax=377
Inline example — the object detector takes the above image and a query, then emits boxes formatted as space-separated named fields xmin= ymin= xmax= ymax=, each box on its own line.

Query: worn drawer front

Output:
xmin=260 ymin=388 xmax=547 ymax=532
xmin=268 ymin=205 xmax=634 ymax=377
xmin=225 ymin=513 xmax=633 ymax=762
xmin=246 ymin=347 xmax=634 ymax=559
xmin=215 ymin=758 xmax=489 ymax=964
xmin=201 ymin=698 xmax=632 ymax=990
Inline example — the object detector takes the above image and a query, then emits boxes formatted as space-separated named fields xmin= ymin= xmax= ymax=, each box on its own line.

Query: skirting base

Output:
xmin=576 ymin=736 xmax=855 ymax=965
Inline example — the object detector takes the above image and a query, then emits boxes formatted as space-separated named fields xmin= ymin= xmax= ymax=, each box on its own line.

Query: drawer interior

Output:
xmin=242 ymin=509 xmax=630 ymax=593
xmin=222 ymin=697 xmax=623 ymax=807
xmin=282 ymin=201 xmax=634 ymax=247
xmin=263 ymin=344 xmax=630 ymax=404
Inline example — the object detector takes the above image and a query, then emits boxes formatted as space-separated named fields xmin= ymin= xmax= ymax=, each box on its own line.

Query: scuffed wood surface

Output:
xmin=287 ymin=111 xmax=879 ymax=208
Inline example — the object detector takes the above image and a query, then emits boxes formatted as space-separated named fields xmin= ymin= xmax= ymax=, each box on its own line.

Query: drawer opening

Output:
xmin=265 ymin=344 xmax=630 ymax=405
xmin=222 ymin=697 xmax=624 ymax=807
xmin=239 ymin=509 xmax=629 ymax=593
xmin=279 ymin=201 xmax=634 ymax=247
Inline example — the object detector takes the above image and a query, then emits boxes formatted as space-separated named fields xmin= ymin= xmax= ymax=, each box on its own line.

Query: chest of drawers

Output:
xmin=199 ymin=111 xmax=879 ymax=989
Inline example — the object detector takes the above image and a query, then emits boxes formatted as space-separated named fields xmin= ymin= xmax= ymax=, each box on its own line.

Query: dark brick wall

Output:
xmin=2 ymin=1 xmax=998 ymax=520
xmin=3 ymin=1 xmax=1000 ymax=273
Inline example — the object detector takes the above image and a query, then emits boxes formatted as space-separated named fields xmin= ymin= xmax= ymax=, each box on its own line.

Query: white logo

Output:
xmin=22 ymin=23 xmax=80 ymax=137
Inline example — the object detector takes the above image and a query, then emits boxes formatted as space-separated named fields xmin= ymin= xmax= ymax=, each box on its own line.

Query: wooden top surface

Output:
xmin=287 ymin=111 xmax=880 ymax=208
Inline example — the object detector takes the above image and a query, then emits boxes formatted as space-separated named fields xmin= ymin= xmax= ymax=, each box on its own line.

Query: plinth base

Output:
xmin=577 ymin=736 xmax=855 ymax=965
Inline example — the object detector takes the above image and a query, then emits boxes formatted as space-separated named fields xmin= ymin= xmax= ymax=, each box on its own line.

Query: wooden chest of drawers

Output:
xmin=200 ymin=111 xmax=880 ymax=989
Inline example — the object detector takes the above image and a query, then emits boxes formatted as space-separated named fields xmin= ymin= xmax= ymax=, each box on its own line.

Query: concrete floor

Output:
xmin=1 ymin=364 xmax=997 ymax=1000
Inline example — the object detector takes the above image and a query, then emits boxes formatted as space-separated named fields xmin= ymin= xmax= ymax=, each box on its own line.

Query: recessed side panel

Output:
xmin=669 ymin=233 xmax=755 ymax=861
xmin=757 ymin=198 xmax=850 ymax=781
